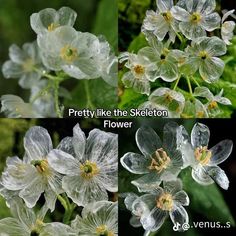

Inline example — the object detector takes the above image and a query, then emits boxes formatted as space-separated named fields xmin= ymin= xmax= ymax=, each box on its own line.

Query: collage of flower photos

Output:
xmin=0 ymin=0 xmax=236 ymax=236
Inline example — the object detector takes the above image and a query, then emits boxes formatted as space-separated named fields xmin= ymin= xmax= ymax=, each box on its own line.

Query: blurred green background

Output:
xmin=119 ymin=119 xmax=236 ymax=236
xmin=0 ymin=0 xmax=118 ymax=116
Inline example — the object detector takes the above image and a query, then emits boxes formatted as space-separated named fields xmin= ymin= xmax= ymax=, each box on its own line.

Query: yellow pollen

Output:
xmin=60 ymin=45 xmax=78 ymax=62
xmin=80 ymin=160 xmax=99 ymax=180
xmin=162 ymin=11 xmax=173 ymax=22
xmin=30 ymin=219 xmax=44 ymax=235
xmin=199 ymin=51 xmax=209 ymax=60
xmin=156 ymin=193 xmax=173 ymax=211
xmin=196 ymin=111 xmax=205 ymax=118
xmin=190 ymin=12 xmax=202 ymax=24
xmin=96 ymin=225 xmax=114 ymax=236
xmin=47 ymin=23 xmax=60 ymax=32
xmin=194 ymin=146 xmax=212 ymax=165
xmin=31 ymin=159 xmax=51 ymax=175
xmin=208 ymin=101 xmax=218 ymax=110
xmin=165 ymin=93 xmax=173 ymax=102
xmin=134 ymin=65 xmax=145 ymax=76
xmin=148 ymin=148 xmax=171 ymax=173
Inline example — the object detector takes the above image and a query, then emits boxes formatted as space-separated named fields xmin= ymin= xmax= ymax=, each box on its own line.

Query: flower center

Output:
xmin=30 ymin=231 xmax=39 ymax=236
xmin=47 ymin=23 xmax=60 ymax=32
xmin=161 ymin=11 xmax=173 ymax=22
xmin=31 ymin=159 xmax=51 ymax=175
xmin=22 ymin=59 xmax=34 ymax=72
xmin=96 ymin=225 xmax=114 ymax=236
xmin=80 ymin=160 xmax=99 ymax=179
xmin=196 ymin=111 xmax=205 ymax=118
xmin=160 ymin=48 xmax=169 ymax=62
xmin=30 ymin=219 xmax=44 ymax=236
xmin=133 ymin=64 xmax=145 ymax=76
xmin=190 ymin=12 xmax=201 ymax=24
xmin=156 ymin=193 xmax=173 ymax=211
xmin=164 ymin=93 xmax=173 ymax=102
xmin=194 ymin=146 xmax=212 ymax=165
xmin=148 ymin=148 xmax=171 ymax=173
xmin=208 ymin=101 xmax=218 ymax=110
xmin=199 ymin=51 xmax=209 ymax=60
xmin=60 ymin=45 xmax=78 ymax=62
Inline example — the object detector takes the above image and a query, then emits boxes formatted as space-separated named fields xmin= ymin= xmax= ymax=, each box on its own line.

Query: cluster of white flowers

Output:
xmin=0 ymin=123 xmax=118 ymax=236
xmin=121 ymin=122 xmax=233 ymax=233
xmin=1 ymin=7 xmax=117 ymax=118
xmin=120 ymin=0 xmax=235 ymax=118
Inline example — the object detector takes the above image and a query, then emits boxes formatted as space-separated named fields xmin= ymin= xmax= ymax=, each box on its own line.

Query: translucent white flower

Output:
xmin=120 ymin=123 xmax=183 ymax=192
xmin=139 ymin=88 xmax=185 ymax=118
xmin=30 ymin=7 xmax=77 ymax=35
xmin=134 ymin=180 xmax=189 ymax=232
xmin=1 ymin=95 xmax=42 ymax=118
xmin=181 ymin=123 xmax=233 ymax=189
xmin=171 ymin=0 xmax=221 ymax=40
xmin=138 ymin=39 xmax=181 ymax=82
xmin=0 ymin=126 xmax=64 ymax=211
xmin=183 ymin=37 xmax=226 ymax=82
xmin=120 ymin=51 xmax=156 ymax=95
xmin=193 ymin=86 xmax=231 ymax=117
xmin=2 ymin=42 xmax=44 ymax=89
xmin=0 ymin=198 xmax=76 ymax=236
xmin=142 ymin=0 xmax=178 ymax=42
xmin=71 ymin=201 xmax=118 ymax=236
xmin=221 ymin=10 xmax=236 ymax=45
xmin=47 ymin=124 xmax=118 ymax=206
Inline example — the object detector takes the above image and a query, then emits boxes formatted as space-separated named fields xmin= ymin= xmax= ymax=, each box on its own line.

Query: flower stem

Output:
xmin=53 ymin=81 xmax=62 ymax=118
xmin=186 ymin=77 xmax=193 ymax=95
xmin=84 ymin=80 xmax=95 ymax=109
xmin=173 ymin=75 xmax=181 ymax=90
xmin=192 ymin=77 xmax=200 ymax=87
xmin=57 ymin=195 xmax=68 ymax=211
xmin=30 ymin=83 xmax=52 ymax=104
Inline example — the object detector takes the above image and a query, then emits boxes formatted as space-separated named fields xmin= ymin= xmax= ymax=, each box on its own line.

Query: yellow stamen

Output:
xmin=31 ymin=159 xmax=51 ymax=176
xmin=60 ymin=45 xmax=78 ymax=62
xmin=133 ymin=65 xmax=145 ymax=76
xmin=162 ymin=11 xmax=173 ymax=22
xmin=208 ymin=101 xmax=218 ymax=110
xmin=156 ymin=193 xmax=173 ymax=211
xmin=194 ymin=146 xmax=212 ymax=165
xmin=190 ymin=12 xmax=202 ymax=24
xmin=96 ymin=225 xmax=114 ymax=236
xmin=47 ymin=23 xmax=60 ymax=32
xmin=199 ymin=51 xmax=209 ymax=60
xmin=80 ymin=160 xmax=99 ymax=180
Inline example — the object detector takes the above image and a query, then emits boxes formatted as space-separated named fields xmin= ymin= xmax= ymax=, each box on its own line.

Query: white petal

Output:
xmin=201 ymin=12 xmax=221 ymax=31
xmin=135 ymin=126 xmax=162 ymax=157
xmin=41 ymin=222 xmax=76 ymax=236
xmin=24 ymin=126 xmax=53 ymax=161
xmin=58 ymin=7 xmax=77 ymax=26
xmin=179 ymin=22 xmax=206 ymax=40
xmin=160 ymin=61 xmax=178 ymax=82
xmin=156 ymin=0 xmax=173 ymax=12
xmin=0 ymin=218 xmax=28 ymax=236
xmin=193 ymin=86 xmax=214 ymax=100
xmin=47 ymin=149 xmax=80 ymax=175
xmin=191 ymin=123 xmax=210 ymax=148
xmin=57 ymin=137 xmax=76 ymax=156
xmin=191 ymin=165 xmax=214 ymax=185
xmin=2 ymin=60 xmax=24 ymax=79
xmin=222 ymin=10 xmax=235 ymax=23
xmin=174 ymin=191 xmax=190 ymax=206
xmin=120 ymin=152 xmax=150 ymax=174
xmin=163 ymin=179 xmax=183 ymax=195
xmin=222 ymin=21 xmax=236 ymax=45
xmin=171 ymin=6 xmax=190 ymax=22
xmin=9 ymin=44 xmax=27 ymax=64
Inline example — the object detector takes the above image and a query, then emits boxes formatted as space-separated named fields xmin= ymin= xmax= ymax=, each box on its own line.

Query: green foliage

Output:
xmin=128 ymin=33 xmax=148 ymax=53
xmin=181 ymin=168 xmax=235 ymax=226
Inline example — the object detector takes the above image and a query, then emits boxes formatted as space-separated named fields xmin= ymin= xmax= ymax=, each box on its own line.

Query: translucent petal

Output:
xmin=133 ymin=194 xmax=156 ymax=215
xmin=173 ymin=191 xmax=190 ymax=206
xmin=156 ymin=0 xmax=173 ymax=12
xmin=96 ymin=171 xmax=118 ymax=192
xmin=171 ymin=6 xmax=190 ymax=22
xmin=2 ymin=60 xmax=24 ymax=79
xmin=124 ymin=193 xmax=139 ymax=211
xmin=141 ymin=207 xmax=167 ymax=231
xmin=19 ymin=71 xmax=41 ymax=89
xmin=19 ymin=175 xmax=45 ymax=208
xmin=193 ymin=86 xmax=214 ymax=100
xmin=9 ymin=44 xmax=27 ymax=64
xmin=222 ymin=21 xmax=236 ymax=45
xmin=208 ymin=140 xmax=233 ymax=165
xmin=179 ymin=22 xmax=206 ymax=40
xmin=130 ymin=215 xmax=142 ymax=228
xmin=135 ymin=126 xmax=162 ymax=157
xmin=199 ymin=57 xmax=224 ymax=82
xmin=205 ymin=166 xmax=229 ymax=190
xmin=191 ymin=123 xmax=210 ymax=148
xmin=204 ymin=37 xmax=227 ymax=57
xmin=122 ymin=71 xmax=150 ymax=95
xmin=160 ymin=61 xmax=178 ymax=82
xmin=142 ymin=11 xmax=163 ymax=31
xmin=201 ymin=12 xmax=220 ymax=31
xmin=57 ymin=137 xmax=76 ymax=156
xmin=170 ymin=203 xmax=189 ymax=231
xmin=24 ymin=126 xmax=53 ymax=161
xmin=191 ymin=165 xmax=214 ymax=185
xmin=58 ymin=7 xmax=77 ymax=26
xmin=180 ymin=57 xmax=199 ymax=76
xmin=120 ymin=152 xmax=150 ymax=174
xmin=215 ymin=96 xmax=232 ymax=105
xmin=62 ymin=64 xmax=89 ymax=79
xmin=153 ymin=17 xmax=169 ymax=41
xmin=62 ymin=175 xmax=108 ymax=206
xmin=0 ymin=218 xmax=28 ymax=236
xmin=169 ymin=150 xmax=183 ymax=170
xmin=41 ymin=222 xmax=76 ymax=236
xmin=222 ymin=10 xmax=235 ymax=22
xmin=163 ymin=179 xmax=183 ymax=195
xmin=47 ymin=149 xmax=80 ymax=175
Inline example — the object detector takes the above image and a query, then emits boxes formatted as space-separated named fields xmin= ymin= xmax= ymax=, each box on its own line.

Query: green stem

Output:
xmin=57 ymin=195 xmax=68 ymax=211
xmin=176 ymin=32 xmax=183 ymax=43
xmin=192 ymin=77 xmax=200 ymax=87
xmin=173 ymin=76 xmax=181 ymax=90
xmin=54 ymin=81 xmax=62 ymax=118
xmin=30 ymin=83 xmax=52 ymax=104
xmin=84 ymin=80 xmax=95 ymax=109
xmin=186 ymin=77 xmax=193 ymax=95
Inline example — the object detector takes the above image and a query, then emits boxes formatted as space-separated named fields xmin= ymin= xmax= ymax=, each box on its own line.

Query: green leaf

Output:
xmin=128 ymin=33 xmax=148 ymax=53
xmin=181 ymin=168 xmax=235 ymax=226
xmin=93 ymin=0 xmax=118 ymax=51
xmin=0 ymin=196 xmax=11 ymax=218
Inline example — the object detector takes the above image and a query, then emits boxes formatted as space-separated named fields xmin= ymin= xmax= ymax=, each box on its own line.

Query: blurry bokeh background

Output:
xmin=119 ymin=119 xmax=236 ymax=236
xmin=0 ymin=0 xmax=118 ymax=116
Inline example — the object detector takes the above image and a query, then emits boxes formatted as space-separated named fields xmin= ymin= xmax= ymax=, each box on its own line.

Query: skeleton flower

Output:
xmin=48 ymin=124 xmax=118 ymax=206
xmin=182 ymin=123 xmax=233 ymax=189
xmin=134 ymin=180 xmax=189 ymax=232
xmin=193 ymin=87 xmax=232 ymax=117
xmin=121 ymin=123 xmax=183 ymax=191
xmin=30 ymin=7 xmax=77 ymax=35
xmin=171 ymin=0 xmax=220 ymax=40
xmin=221 ymin=10 xmax=236 ymax=45
xmin=2 ymin=42 xmax=44 ymax=89
xmin=0 ymin=198 xmax=76 ymax=236
xmin=139 ymin=88 xmax=185 ymax=118
xmin=120 ymin=51 xmax=156 ymax=95
xmin=183 ymin=37 xmax=226 ymax=82
xmin=71 ymin=201 xmax=118 ymax=236
xmin=0 ymin=126 xmax=64 ymax=211
xmin=142 ymin=0 xmax=178 ymax=42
